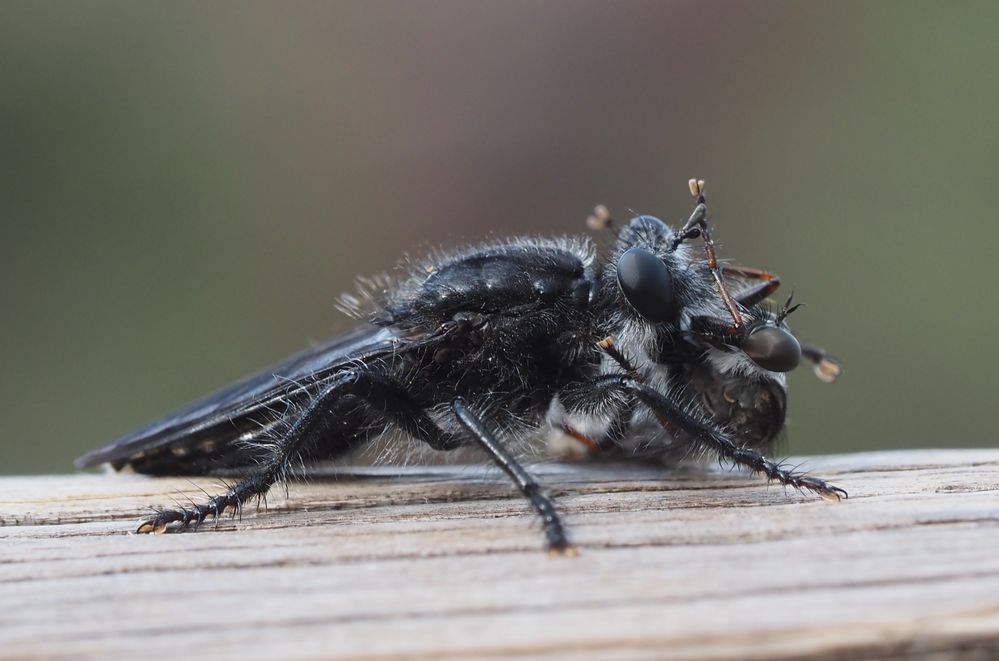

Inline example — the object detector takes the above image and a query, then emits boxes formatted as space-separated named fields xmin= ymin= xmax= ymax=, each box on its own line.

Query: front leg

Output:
xmin=548 ymin=378 xmax=636 ymax=456
xmin=598 ymin=374 xmax=848 ymax=502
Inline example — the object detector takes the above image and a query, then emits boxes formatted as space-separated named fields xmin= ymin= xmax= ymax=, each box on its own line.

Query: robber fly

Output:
xmin=76 ymin=179 xmax=844 ymax=554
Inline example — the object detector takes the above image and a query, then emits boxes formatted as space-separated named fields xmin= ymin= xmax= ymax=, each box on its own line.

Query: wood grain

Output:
xmin=3 ymin=449 xmax=999 ymax=660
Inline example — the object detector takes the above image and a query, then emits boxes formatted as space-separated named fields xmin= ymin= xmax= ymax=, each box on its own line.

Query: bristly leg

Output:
xmin=452 ymin=398 xmax=575 ymax=556
xmin=138 ymin=473 xmax=269 ymax=533
xmin=137 ymin=368 xmax=462 ymax=534
xmin=800 ymin=342 xmax=843 ymax=383
xmin=600 ymin=374 xmax=848 ymax=502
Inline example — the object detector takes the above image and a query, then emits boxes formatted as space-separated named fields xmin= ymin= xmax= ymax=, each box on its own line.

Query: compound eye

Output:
xmin=742 ymin=326 xmax=801 ymax=372
xmin=616 ymin=247 xmax=676 ymax=323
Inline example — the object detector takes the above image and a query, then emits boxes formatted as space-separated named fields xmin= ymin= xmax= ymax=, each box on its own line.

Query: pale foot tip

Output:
xmin=136 ymin=519 xmax=165 ymax=534
xmin=547 ymin=544 xmax=579 ymax=558
xmin=586 ymin=204 xmax=612 ymax=230
xmin=814 ymin=358 xmax=842 ymax=383
xmin=819 ymin=486 xmax=848 ymax=503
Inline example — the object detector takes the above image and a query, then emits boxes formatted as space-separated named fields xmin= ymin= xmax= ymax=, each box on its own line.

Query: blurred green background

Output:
xmin=2 ymin=1 xmax=997 ymax=474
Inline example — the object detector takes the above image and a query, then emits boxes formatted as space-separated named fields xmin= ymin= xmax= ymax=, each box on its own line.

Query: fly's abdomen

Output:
xmin=680 ymin=359 xmax=788 ymax=450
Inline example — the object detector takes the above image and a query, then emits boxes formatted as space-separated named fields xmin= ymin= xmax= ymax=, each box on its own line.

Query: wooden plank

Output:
xmin=3 ymin=449 xmax=999 ymax=659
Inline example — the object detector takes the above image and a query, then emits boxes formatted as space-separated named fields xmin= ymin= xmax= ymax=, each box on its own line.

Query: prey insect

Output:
xmin=76 ymin=179 xmax=844 ymax=554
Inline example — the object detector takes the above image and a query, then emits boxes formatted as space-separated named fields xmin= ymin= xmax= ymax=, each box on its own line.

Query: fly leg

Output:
xmin=598 ymin=374 xmax=848 ymax=501
xmin=722 ymin=264 xmax=781 ymax=282
xmin=800 ymin=342 xmax=842 ymax=383
xmin=726 ymin=265 xmax=782 ymax=308
xmin=550 ymin=376 xmax=637 ymax=455
xmin=137 ymin=369 xmax=460 ymax=533
xmin=452 ymin=399 xmax=574 ymax=555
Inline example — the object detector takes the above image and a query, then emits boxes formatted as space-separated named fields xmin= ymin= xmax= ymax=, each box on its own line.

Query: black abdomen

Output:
xmin=677 ymin=359 xmax=788 ymax=450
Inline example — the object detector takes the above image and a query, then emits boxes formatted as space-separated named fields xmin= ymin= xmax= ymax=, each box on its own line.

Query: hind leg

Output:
xmin=137 ymin=369 xmax=459 ymax=533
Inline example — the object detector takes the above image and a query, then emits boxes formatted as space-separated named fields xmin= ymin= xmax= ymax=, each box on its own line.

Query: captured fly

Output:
xmin=77 ymin=179 xmax=844 ymax=554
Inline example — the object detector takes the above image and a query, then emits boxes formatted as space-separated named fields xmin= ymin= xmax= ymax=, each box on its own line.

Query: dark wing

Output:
xmin=75 ymin=323 xmax=415 ymax=472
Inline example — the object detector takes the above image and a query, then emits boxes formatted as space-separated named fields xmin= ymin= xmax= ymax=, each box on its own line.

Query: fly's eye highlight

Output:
xmin=742 ymin=325 xmax=801 ymax=372
xmin=616 ymin=247 xmax=676 ymax=323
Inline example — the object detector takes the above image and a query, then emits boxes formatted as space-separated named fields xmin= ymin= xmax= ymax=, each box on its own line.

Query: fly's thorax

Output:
xmin=379 ymin=235 xmax=597 ymax=330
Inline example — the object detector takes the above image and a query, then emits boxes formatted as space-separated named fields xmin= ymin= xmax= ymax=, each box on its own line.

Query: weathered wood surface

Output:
xmin=3 ymin=449 xmax=999 ymax=660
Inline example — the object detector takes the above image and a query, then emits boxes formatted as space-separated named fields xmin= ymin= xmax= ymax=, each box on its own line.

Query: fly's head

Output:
xmin=596 ymin=213 xmax=714 ymax=378
xmin=592 ymin=179 xmax=840 ymax=450
xmin=595 ymin=183 xmax=728 ymax=381
xmin=688 ymin=294 xmax=802 ymax=383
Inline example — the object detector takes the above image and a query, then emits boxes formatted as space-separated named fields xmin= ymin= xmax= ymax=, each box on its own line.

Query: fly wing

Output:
xmin=75 ymin=324 xmax=411 ymax=472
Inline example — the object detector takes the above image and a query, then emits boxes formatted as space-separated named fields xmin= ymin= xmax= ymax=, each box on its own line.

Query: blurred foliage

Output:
xmin=2 ymin=1 xmax=997 ymax=474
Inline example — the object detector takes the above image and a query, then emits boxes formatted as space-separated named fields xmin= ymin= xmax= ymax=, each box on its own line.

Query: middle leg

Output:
xmin=452 ymin=398 xmax=574 ymax=555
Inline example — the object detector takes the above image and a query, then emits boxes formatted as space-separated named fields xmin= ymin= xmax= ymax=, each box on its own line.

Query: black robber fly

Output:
xmin=76 ymin=179 xmax=844 ymax=554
